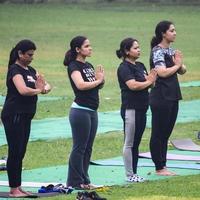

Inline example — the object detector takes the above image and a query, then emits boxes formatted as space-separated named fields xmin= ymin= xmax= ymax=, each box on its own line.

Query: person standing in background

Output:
xmin=149 ymin=21 xmax=186 ymax=176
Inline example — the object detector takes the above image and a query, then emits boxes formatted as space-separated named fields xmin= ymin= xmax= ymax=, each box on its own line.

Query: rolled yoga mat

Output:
xmin=171 ymin=138 xmax=200 ymax=151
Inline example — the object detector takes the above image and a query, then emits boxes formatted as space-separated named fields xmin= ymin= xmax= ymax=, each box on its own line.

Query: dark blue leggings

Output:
xmin=67 ymin=108 xmax=98 ymax=187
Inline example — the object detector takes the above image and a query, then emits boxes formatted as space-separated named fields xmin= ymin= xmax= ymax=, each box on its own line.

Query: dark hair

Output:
xmin=116 ymin=37 xmax=138 ymax=59
xmin=151 ymin=20 xmax=173 ymax=49
xmin=63 ymin=36 xmax=87 ymax=66
xmin=8 ymin=39 xmax=36 ymax=68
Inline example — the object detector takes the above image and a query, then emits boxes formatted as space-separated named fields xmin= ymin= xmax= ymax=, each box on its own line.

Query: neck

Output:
xmin=125 ymin=57 xmax=136 ymax=64
xmin=15 ymin=60 xmax=28 ymax=69
xmin=159 ymin=39 xmax=170 ymax=48
xmin=76 ymin=55 xmax=86 ymax=63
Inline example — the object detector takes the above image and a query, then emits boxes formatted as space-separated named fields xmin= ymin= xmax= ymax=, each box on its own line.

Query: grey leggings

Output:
xmin=67 ymin=108 xmax=98 ymax=188
xmin=121 ymin=108 xmax=147 ymax=177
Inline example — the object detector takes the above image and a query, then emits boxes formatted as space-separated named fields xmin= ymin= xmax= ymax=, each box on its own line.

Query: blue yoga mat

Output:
xmin=91 ymin=156 xmax=200 ymax=170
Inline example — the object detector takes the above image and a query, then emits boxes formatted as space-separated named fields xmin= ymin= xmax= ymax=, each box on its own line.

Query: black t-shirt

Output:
xmin=67 ymin=60 xmax=99 ymax=110
xmin=1 ymin=64 xmax=38 ymax=116
xmin=149 ymin=46 xmax=182 ymax=103
xmin=117 ymin=60 xmax=149 ymax=110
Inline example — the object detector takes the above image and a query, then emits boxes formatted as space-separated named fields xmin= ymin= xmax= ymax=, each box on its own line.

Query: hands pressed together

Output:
xmin=35 ymin=74 xmax=51 ymax=94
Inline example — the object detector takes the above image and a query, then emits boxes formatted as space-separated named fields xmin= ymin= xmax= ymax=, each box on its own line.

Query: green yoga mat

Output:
xmin=0 ymin=95 xmax=66 ymax=106
xmin=180 ymin=80 xmax=200 ymax=87
xmin=1 ymin=100 xmax=200 ymax=146
xmin=0 ymin=154 xmax=200 ymax=189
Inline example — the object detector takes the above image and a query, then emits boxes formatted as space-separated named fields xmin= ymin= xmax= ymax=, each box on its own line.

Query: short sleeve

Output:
xmin=8 ymin=65 xmax=22 ymax=81
xmin=68 ymin=62 xmax=80 ymax=75
xmin=118 ymin=64 xmax=135 ymax=82
xmin=152 ymin=48 xmax=166 ymax=68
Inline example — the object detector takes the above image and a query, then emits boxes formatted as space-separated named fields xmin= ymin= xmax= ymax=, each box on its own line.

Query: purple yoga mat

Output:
xmin=171 ymin=138 xmax=200 ymax=152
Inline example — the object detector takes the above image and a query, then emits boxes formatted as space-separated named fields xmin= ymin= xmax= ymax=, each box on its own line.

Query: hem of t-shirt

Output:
xmin=71 ymin=102 xmax=95 ymax=111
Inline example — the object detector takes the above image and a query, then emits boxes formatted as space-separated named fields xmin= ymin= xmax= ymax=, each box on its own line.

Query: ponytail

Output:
xmin=8 ymin=47 xmax=18 ymax=68
xmin=116 ymin=49 xmax=123 ymax=59
xmin=150 ymin=36 xmax=161 ymax=49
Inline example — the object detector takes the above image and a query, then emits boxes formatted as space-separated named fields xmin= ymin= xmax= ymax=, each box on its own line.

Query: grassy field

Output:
xmin=0 ymin=3 xmax=200 ymax=200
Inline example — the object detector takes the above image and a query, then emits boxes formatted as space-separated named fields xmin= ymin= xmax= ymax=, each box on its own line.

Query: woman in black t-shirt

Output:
xmin=63 ymin=36 xmax=105 ymax=189
xmin=116 ymin=38 xmax=157 ymax=182
xmin=149 ymin=21 xmax=186 ymax=176
xmin=1 ymin=40 xmax=51 ymax=197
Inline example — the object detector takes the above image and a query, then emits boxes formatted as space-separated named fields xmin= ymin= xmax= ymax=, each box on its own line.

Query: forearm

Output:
xmin=18 ymin=87 xmax=42 ymax=96
xmin=128 ymin=80 xmax=152 ymax=91
xmin=76 ymin=80 xmax=102 ymax=90
xmin=157 ymin=65 xmax=180 ymax=78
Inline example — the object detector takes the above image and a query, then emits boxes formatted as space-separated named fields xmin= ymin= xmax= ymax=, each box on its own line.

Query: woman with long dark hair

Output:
xmin=116 ymin=37 xmax=157 ymax=182
xmin=63 ymin=36 xmax=105 ymax=189
xmin=1 ymin=39 xmax=51 ymax=197
xmin=149 ymin=21 xmax=186 ymax=176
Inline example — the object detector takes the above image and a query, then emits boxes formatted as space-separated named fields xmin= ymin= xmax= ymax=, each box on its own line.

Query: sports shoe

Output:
xmin=126 ymin=174 xmax=145 ymax=183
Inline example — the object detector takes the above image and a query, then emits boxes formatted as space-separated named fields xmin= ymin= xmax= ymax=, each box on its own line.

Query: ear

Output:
xmin=125 ymin=50 xmax=129 ymax=56
xmin=162 ymin=32 xmax=166 ymax=38
xmin=18 ymin=50 xmax=23 ymax=58
xmin=75 ymin=47 xmax=80 ymax=53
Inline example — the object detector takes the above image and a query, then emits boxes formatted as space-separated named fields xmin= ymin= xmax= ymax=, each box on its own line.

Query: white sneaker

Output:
xmin=126 ymin=174 xmax=145 ymax=183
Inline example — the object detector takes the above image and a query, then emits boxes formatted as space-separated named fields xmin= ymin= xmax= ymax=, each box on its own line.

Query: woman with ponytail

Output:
xmin=116 ymin=37 xmax=157 ymax=182
xmin=1 ymin=39 xmax=51 ymax=197
xmin=63 ymin=36 xmax=105 ymax=189
xmin=149 ymin=21 xmax=186 ymax=176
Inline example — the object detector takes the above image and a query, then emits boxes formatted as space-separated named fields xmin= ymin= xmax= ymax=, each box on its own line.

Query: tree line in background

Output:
xmin=1 ymin=0 xmax=200 ymax=4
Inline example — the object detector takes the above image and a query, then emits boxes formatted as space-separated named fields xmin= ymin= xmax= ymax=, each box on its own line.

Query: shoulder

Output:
xmin=152 ymin=46 xmax=164 ymax=56
xmin=8 ymin=64 xmax=21 ymax=74
xmin=117 ymin=61 xmax=132 ymax=75
xmin=28 ymin=66 xmax=36 ymax=73
xmin=135 ymin=61 xmax=145 ymax=68
xmin=118 ymin=61 xmax=129 ymax=69
xmin=85 ymin=61 xmax=94 ymax=69
xmin=68 ymin=61 xmax=80 ymax=71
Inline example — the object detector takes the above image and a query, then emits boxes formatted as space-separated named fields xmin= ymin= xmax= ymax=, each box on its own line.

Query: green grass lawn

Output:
xmin=0 ymin=3 xmax=200 ymax=200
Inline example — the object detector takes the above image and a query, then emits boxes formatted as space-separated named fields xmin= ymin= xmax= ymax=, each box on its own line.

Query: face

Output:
xmin=127 ymin=41 xmax=140 ymax=60
xmin=19 ymin=49 xmax=34 ymax=66
xmin=77 ymin=39 xmax=92 ymax=57
xmin=163 ymin=24 xmax=176 ymax=43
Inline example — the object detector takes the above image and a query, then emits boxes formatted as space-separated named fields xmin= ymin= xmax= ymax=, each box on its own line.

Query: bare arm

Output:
xmin=71 ymin=65 xmax=104 ymax=91
xmin=155 ymin=50 xmax=183 ymax=78
xmin=13 ymin=74 xmax=43 ymax=96
xmin=126 ymin=69 xmax=157 ymax=91
xmin=71 ymin=71 xmax=102 ymax=90
xmin=126 ymin=79 xmax=152 ymax=91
